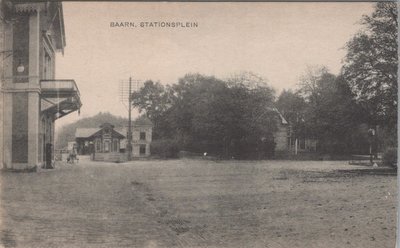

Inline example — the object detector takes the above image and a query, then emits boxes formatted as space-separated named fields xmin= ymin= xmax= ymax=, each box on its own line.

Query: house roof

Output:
xmin=100 ymin=122 xmax=115 ymax=129
xmin=133 ymin=116 xmax=153 ymax=126
xmin=75 ymin=125 xmax=126 ymax=139
xmin=75 ymin=128 xmax=100 ymax=138
xmin=266 ymin=107 xmax=288 ymax=125
xmin=115 ymin=127 xmax=127 ymax=136
xmin=108 ymin=129 xmax=126 ymax=139
xmin=273 ymin=108 xmax=288 ymax=125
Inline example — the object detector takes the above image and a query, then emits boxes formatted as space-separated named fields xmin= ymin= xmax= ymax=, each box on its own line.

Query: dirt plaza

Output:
xmin=0 ymin=158 xmax=396 ymax=248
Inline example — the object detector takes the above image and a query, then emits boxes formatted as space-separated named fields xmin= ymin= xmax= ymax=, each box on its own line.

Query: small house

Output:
xmin=75 ymin=123 xmax=125 ymax=160
xmin=75 ymin=116 xmax=153 ymax=161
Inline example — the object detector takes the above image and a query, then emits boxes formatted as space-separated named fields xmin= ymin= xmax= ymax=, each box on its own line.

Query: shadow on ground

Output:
xmin=336 ymin=167 xmax=397 ymax=176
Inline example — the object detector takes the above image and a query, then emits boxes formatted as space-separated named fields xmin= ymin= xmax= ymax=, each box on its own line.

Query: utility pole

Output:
xmin=127 ymin=77 xmax=132 ymax=161
xmin=119 ymin=76 xmax=142 ymax=161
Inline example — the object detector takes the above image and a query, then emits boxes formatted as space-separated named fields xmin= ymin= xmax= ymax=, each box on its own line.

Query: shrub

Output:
xmin=383 ymin=147 xmax=397 ymax=168
xmin=150 ymin=139 xmax=180 ymax=158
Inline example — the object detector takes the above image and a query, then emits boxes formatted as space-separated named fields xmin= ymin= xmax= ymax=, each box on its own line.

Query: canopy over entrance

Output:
xmin=40 ymin=79 xmax=82 ymax=119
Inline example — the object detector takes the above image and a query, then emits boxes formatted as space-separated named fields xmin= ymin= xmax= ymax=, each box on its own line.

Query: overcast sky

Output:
xmin=55 ymin=2 xmax=374 ymax=129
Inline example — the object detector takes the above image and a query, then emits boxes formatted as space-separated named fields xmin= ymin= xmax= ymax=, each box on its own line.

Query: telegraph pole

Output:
xmin=119 ymin=76 xmax=142 ymax=160
xmin=127 ymin=77 xmax=133 ymax=161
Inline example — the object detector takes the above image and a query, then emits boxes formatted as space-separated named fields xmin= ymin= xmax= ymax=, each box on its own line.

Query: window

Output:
xmin=139 ymin=145 xmax=146 ymax=155
xmin=113 ymin=140 xmax=118 ymax=152
xmin=140 ymin=132 xmax=146 ymax=140
xmin=44 ymin=52 xmax=52 ymax=79
xmin=96 ymin=140 xmax=101 ymax=152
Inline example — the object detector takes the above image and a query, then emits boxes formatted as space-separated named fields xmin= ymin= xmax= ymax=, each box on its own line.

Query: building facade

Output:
xmin=273 ymin=108 xmax=290 ymax=153
xmin=0 ymin=1 xmax=81 ymax=170
xmin=272 ymin=108 xmax=318 ymax=156
xmin=75 ymin=123 xmax=125 ymax=156
xmin=75 ymin=117 xmax=153 ymax=160
xmin=131 ymin=116 xmax=153 ymax=157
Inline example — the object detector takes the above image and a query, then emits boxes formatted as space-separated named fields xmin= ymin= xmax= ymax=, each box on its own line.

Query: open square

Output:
xmin=0 ymin=159 xmax=396 ymax=247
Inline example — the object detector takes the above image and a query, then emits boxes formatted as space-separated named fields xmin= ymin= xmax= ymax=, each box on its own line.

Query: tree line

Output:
xmin=131 ymin=2 xmax=397 ymax=159
xmin=56 ymin=3 xmax=397 ymax=161
xmin=132 ymin=73 xmax=278 ymax=159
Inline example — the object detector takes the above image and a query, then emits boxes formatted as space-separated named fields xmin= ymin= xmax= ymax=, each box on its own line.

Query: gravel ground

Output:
xmin=0 ymin=158 xmax=396 ymax=248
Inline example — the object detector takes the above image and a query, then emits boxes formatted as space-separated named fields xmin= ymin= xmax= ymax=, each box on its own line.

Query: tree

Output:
xmin=131 ymin=80 xmax=170 ymax=120
xmin=131 ymin=80 xmax=170 ymax=139
xmin=310 ymin=75 xmax=367 ymax=154
xmin=227 ymin=71 xmax=270 ymax=89
xmin=133 ymin=73 xmax=278 ymax=159
xmin=296 ymin=66 xmax=337 ymax=141
xmin=297 ymin=65 xmax=331 ymax=104
xmin=342 ymin=2 xmax=398 ymax=131
xmin=297 ymin=67 xmax=367 ymax=154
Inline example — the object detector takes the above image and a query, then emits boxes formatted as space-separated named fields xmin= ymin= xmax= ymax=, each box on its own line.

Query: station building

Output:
xmin=75 ymin=116 xmax=153 ymax=161
xmin=0 ymin=1 xmax=81 ymax=170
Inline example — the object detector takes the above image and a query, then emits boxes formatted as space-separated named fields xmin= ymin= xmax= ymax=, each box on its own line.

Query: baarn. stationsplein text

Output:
xmin=110 ymin=21 xmax=199 ymax=28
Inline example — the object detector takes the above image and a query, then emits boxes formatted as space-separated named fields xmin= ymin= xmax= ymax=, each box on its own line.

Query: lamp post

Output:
xmin=368 ymin=128 xmax=375 ymax=164
xmin=127 ymin=77 xmax=133 ymax=161
xmin=89 ymin=141 xmax=94 ymax=160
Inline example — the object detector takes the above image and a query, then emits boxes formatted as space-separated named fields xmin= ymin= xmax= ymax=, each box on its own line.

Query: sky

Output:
xmin=55 ymin=2 xmax=374 ymax=130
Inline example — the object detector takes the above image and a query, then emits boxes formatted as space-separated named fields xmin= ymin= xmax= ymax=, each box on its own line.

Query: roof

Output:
xmin=273 ymin=108 xmax=289 ymax=125
xmin=75 ymin=128 xmax=100 ymax=138
xmin=75 ymin=125 xmax=126 ymax=139
xmin=133 ymin=116 xmax=153 ymax=126
xmin=100 ymin=123 xmax=115 ymax=129
xmin=115 ymin=127 xmax=127 ymax=136
xmin=266 ymin=107 xmax=288 ymax=125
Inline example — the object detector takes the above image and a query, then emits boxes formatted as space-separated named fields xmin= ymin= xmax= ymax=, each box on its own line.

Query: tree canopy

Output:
xmin=132 ymin=73 xmax=279 ymax=158
xmin=276 ymin=66 xmax=368 ymax=155
xmin=342 ymin=2 xmax=398 ymax=130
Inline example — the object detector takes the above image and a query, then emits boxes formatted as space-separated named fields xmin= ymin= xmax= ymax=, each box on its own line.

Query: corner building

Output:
xmin=0 ymin=1 xmax=81 ymax=170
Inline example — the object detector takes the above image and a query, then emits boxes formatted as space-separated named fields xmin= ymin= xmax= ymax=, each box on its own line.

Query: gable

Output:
xmin=75 ymin=128 xmax=100 ymax=138
xmin=87 ymin=125 xmax=126 ymax=140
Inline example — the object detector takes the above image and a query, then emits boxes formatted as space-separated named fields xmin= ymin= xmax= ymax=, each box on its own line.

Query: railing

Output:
xmin=40 ymin=79 xmax=80 ymax=97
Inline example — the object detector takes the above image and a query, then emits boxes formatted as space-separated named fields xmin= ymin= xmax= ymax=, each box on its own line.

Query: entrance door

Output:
xmin=139 ymin=145 xmax=146 ymax=156
xmin=104 ymin=140 xmax=110 ymax=153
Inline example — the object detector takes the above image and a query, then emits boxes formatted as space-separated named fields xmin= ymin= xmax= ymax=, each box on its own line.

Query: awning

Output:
xmin=40 ymin=79 xmax=82 ymax=120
